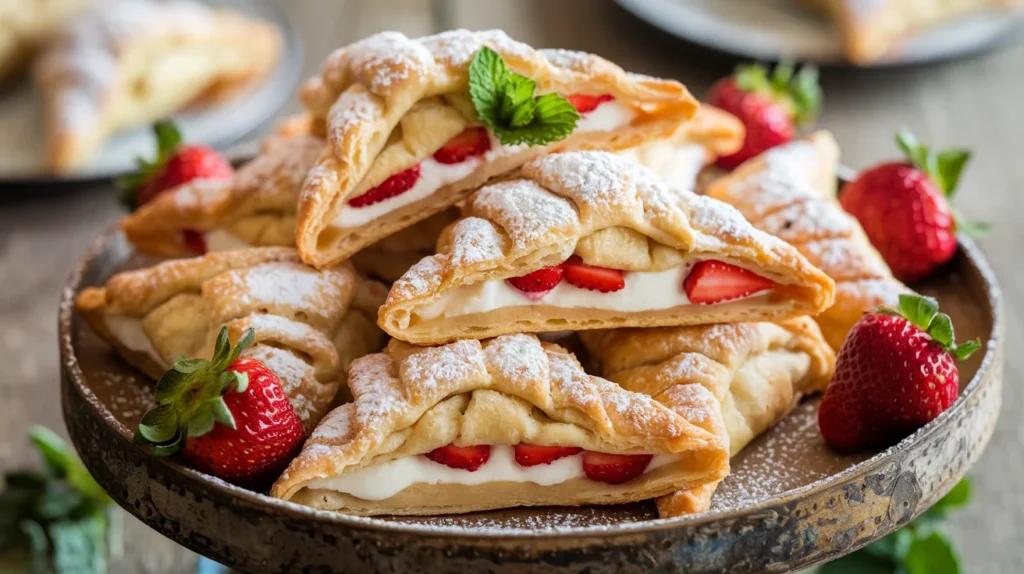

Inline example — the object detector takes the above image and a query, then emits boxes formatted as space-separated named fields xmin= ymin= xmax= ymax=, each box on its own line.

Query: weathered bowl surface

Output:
xmin=59 ymin=230 xmax=1002 ymax=574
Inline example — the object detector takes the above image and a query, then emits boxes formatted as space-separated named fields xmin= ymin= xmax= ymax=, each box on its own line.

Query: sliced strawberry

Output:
xmin=506 ymin=265 xmax=564 ymax=298
xmin=566 ymin=94 xmax=615 ymax=114
xmin=424 ymin=444 xmax=491 ymax=471
xmin=682 ymin=260 xmax=775 ymax=305
xmin=581 ymin=452 xmax=652 ymax=485
xmin=347 ymin=164 xmax=422 ymax=208
xmin=181 ymin=229 xmax=207 ymax=255
xmin=433 ymin=127 xmax=492 ymax=164
xmin=513 ymin=444 xmax=582 ymax=467
xmin=562 ymin=256 xmax=625 ymax=293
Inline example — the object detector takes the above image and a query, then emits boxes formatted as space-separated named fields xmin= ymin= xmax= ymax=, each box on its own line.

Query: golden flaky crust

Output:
xmin=802 ymin=0 xmax=1023 ymax=64
xmin=707 ymin=132 xmax=910 ymax=349
xmin=581 ymin=317 xmax=835 ymax=516
xmin=295 ymin=29 xmax=699 ymax=268
xmin=348 ymin=208 xmax=459 ymax=283
xmin=122 ymin=131 xmax=323 ymax=257
xmin=74 ymin=248 xmax=387 ymax=432
xmin=0 ymin=0 xmax=90 ymax=83
xmin=379 ymin=151 xmax=835 ymax=345
xmin=271 ymin=333 xmax=729 ymax=515
xmin=35 ymin=0 xmax=282 ymax=173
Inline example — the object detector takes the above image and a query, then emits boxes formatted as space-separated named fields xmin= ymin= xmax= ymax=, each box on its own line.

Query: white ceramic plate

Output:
xmin=0 ymin=0 xmax=302 ymax=184
xmin=616 ymin=0 xmax=1022 ymax=67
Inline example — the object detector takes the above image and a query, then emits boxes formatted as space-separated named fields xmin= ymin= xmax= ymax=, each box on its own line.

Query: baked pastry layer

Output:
xmin=35 ymin=0 xmax=282 ymax=172
xmin=271 ymin=333 xmax=730 ymax=516
xmin=295 ymin=29 xmax=700 ymax=268
xmin=582 ymin=317 xmax=835 ymax=516
xmin=379 ymin=150 xmax=835 ymax=344
xmin=0 ymin=0 xmax=89 ymax=83
xmin=75 ymin=247 xmax=387 ymax=431
xmin=706 ymin=131 xmax=910 ymax=349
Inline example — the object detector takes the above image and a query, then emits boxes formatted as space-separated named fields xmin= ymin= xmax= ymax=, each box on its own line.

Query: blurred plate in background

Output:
xmin=0 ymin=0 xmax=302 ymax=186
xmin=616 ymin=0 xmax=1023 ymax=67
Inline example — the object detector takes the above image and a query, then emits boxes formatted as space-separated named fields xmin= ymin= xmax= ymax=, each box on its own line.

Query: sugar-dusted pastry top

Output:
xmin=271 ymin=333 xmax=729 ymax=502
xmin=706 ymin=131 xmax=910 ymax=349
xmin=295 ymin=29 xmax=699 ymax=268
xmin=121 ymin=130 xmax=324 ymax=257
xmin=379 ymin=150 xmax=835 ymax=342
xmin=0 ymin=0 xmax=90 ymax=81
xmin=75 ymin=247 xmax=387 ymax=431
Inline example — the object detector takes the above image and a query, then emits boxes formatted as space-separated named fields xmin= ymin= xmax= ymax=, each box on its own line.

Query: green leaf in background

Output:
xmin=50 ymin=514 xmax=108 ymax=574
xmin=28 ymin=427 xmax=110 ymax=507
xmin=903 ymin=531 xmax=961 ymax=574
xmin=818 ymin=551 xmax=897 ymax=574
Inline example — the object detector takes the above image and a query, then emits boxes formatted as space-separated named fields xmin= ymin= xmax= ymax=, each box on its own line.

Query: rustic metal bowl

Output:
xmin=59 ymin=229 xmax=1002 ymax=574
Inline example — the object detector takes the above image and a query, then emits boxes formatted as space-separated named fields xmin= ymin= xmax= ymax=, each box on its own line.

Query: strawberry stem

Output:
xmin=879 ymin=294 xmax=981 ymax=361
xmin=115 ymin=121 xmax=185 ymax=212
xmin=734 ymin=60 xmax=822 ymax=126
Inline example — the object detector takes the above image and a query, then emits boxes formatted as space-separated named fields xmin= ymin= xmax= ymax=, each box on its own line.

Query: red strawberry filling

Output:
xmin=566 ymin=94 xmax=615 ymax=114
xmin=682 ymin=260 xmax=775 ymax=304
xmin=433 ymin=127 xmax=492 ymax=164
xmin=181 ymin=229 xmax=207 ymax=255
xmin=513 ymin=444 xmax=582 ymax=467
xmin=424 ymin=444 xmax=491 ymax=471
xmin=506 ymin=265 xmax=564 ymax=300
xmin=347 ymin=164 xmax=422 ymax=208
xmin=582 ymin=451 xmax=653 ymax=484
xmin=561 ymin=256 xmax=625 ymax=292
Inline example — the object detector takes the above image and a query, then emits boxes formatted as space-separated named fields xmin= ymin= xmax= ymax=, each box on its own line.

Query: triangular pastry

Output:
xmin=379 ymin=151 xmax=835 ymax=345
xmin=581 ymin=317 xmax=835 ymax=516
xmin=270 ymin=333 xmax=729 ymax=516
xmin=800 ymin=0 xmax=1022 ymax=64
xmin=0 ymin=0 xmax=89 ymax=82
xmin=75 ymin=248 xmax=387 ymax=431
xmin=35 ymin=0 xmax=282 ymax=173
xmin=706 ymin=132 xmax=911 ymax=349
xmin=295 ymin=29 xmax=699 ymax=268
xmin=348 ymin=207 xmax=459 ymax=283
xmin=616 ymin=105 xmax=744 ymax=193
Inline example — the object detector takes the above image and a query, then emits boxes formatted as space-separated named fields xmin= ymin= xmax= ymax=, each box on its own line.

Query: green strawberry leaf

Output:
xmin=469 ymin=46 xmax=579 ymax=146
xmin=895 ymin=130 xmax=987 ymax=233
xmin=903 ymin=530 xmax=961 ymax=574
xmin=897 ymin=294 xmax=939 ymax=331
xmin=926 ymin=313 xmax=955 ymax=348
xmin=935 ymin=149 xmax=971 ymax=199
xmin=735 ymin=60 xmax=821 ymax=125
xmin=953 ymin=209 xmax=991 ymax=237
xmin=187 ymin=409 xmax=216 ymax=438
xmin=114 ymin=121 xmax=185 ymax=213
xmin=951 ymin=339 xmax=982 ymax=362
xmin=210 ymin=396 xmax=236 ymax=429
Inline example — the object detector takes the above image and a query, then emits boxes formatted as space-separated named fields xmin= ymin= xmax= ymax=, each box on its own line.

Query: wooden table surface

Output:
xmin=1 ymin=1 xmax=1021 ymax=571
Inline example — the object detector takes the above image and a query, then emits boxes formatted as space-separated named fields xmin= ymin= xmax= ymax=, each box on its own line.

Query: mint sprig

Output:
xmin=819 ymin=478 xmax=971 ymax=574
xmin=878 ymin=294 xmax=981 ymax=361
xmin=0 ymin=427 xmax=119 ymax=574
xmin=468 ymin=46 xmax=580 ymax=146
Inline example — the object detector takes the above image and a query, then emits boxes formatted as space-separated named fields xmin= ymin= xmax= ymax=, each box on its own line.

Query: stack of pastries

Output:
xmin=76 ymin=30 xmax=906 ymax=518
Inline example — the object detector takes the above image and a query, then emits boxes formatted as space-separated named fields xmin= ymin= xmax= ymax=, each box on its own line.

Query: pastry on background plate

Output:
xmin=35 ymin=0 xmax=282 ymax=173
xmin=75 ymin=248 xmax=386 ymax=432
xmin=581 ymin=317 xmax=835 ymax=516
xmin=296 ymin=29 xmax=699 ymax=268
xmin=271 ymin=333 xmax=729 ymax=516
xmin=0 ymin=0 xmax=89 ymax=82
xmin=379 ymin=150 xmax=835 ymax=345
xmin=706 ymin=131 xmax=910 ymax=349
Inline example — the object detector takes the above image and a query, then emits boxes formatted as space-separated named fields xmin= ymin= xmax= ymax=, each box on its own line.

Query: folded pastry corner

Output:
xmin=295 ymin=29 xmax=700 ymax=268
xmin=707 ymin=131 xmax=911 ymax=349
xmin=74 ymin=247 xmax=387 ymax=432
xmin=379 ymin=150 xmax=835 ymax=345
xmin=581 ymin=317 xmax=836 ymax=516
xmin=270 ymin=333 xmax=729 ymax=516
xmin=36 ymin=0 xmax=283 ymax=173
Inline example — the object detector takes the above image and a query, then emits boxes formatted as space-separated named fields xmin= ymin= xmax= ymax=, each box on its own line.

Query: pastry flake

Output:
xmin=706 ymin=131 xmax=911 ymax=349
xmin=270 ymin=333 xmax=729 ymax=516
xmin=35 ymin=0 xmax=283 ymax=172
xmin=295 ymin=29 xmax=699 ymax=268
xmin=379 ymin=150 xmax=835 ymax=345
xmin=74 ymin=247 xmax=387 ymax=431
xmin=581 ymin=317 xmax=835 ymax=516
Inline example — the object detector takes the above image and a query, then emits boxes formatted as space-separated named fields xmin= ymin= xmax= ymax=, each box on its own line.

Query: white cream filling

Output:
xmin=333 ymin=100 xmax=638 ymax=229
xmin=306 ymin=445 xmax=677 ymax=501
xmin=103 ymin=316 xmax=164 ymax=366
xmin=203 ymin=229 xmax=251 ymax=252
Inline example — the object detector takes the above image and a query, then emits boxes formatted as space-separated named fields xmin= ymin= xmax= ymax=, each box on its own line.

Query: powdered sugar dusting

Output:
xmin=660 ymin=384 xmax=714 ymax=424
xmin=341 ymin=31 xmax=434 ymax=94
xmin=484 ymin=334 xmax=548 ymax=385
xmin=399 ymin=339 xmax=485 ymax=397
xmin=525 ymin=152 xmax=637 ymax=216
xmin=759 ymin=200 xmax=854 ymax=239
xmin=471 ymin=180 xmax=579 ymax=248
xmin=392 ymin=256 xmax=444 ymax=297
xmin=684 ymin=194 xmax=754 ymax=243
xmin=248 ymin=345 xmax=315 ymax=422
xmin=538 ymin=48 xmax=594 ymax=72
xmin=836 ymin=278 xmax=908 ymax=308
xmin=447 ymin=218 xmax=505 ymax=268
xmin=215 ymin=262 xmax=336 ymax=320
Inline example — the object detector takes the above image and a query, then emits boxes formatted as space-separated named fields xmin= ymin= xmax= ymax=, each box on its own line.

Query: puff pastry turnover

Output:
xmin=75 ymin=248 xmax=387 ymax=432
xmin=379 ymin=150 xmax=835 ymax=345
xmin=707 ymin=132 xmax=911 ymax=349
xmin=270 ymin=333 xmax=729 ymax=516
xmin=0 ymin=0 xmax=89 ymax=82
xmin=801 ymin=0 xmax=1023 ymax=64
xmin=35 ymin=0 xmax=282 ymax=173
xmin=581 ymin=317 xmax=835 ymax=516
xmin=295 ymin=29 xmax=699 ymax=268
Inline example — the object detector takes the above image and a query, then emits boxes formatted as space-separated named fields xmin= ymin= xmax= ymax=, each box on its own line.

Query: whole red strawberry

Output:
xmin=117 ymin=121 xmax=233 ymax=211
xmin=708 ymin=61 xmax=822 ymax=170
xmin=818 ymin=294 xmax=980 ymax=452
xmin=135 ymin=327 xmax=303 ymax=486
xmin=841 ymin=131 xmax=985 ymax=283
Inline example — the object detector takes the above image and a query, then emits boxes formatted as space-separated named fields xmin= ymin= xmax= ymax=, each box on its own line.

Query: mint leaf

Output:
xmin=898 ymin=294 xmax=939 ymax=331
xmin=469 ymin=46 xmax=579 ymax=146
xmin=904 ymin=531 xmax=961 ymax=574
